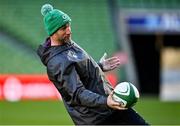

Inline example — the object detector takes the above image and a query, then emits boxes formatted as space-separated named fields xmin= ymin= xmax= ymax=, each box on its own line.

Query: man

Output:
xmin=37 ymin=4 xmax=148 ymax=125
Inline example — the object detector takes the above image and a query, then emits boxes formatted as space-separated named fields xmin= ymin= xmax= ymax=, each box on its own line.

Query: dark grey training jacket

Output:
xmin=37 ymin=38 xmax=113 ymax=125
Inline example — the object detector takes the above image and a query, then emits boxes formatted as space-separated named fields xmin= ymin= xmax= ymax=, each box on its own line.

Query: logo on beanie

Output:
xmin=62 ymin=14 xmax=68 ymax=20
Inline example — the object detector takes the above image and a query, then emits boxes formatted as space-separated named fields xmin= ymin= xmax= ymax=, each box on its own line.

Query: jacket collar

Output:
xmin=37 ymin=37 xmax=74 ymax=66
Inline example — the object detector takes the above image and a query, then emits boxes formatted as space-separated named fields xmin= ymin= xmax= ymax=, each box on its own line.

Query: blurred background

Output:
xmin=0 ymin=0 xmax=180 ymax=125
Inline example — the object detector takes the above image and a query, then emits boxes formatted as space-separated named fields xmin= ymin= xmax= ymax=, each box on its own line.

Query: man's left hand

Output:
xmin=99 ymin=53 xmax=121 ymax=72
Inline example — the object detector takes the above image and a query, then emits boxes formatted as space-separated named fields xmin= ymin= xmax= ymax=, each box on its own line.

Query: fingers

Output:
xmin=100 ymin=52 xmax=107 ymax=62
xmin=106 ymin=56 xmax=119 ymax=62
xmin=110 ymin=99 xmax=127 ymax=110
xmin=111 ymin=100 xmax=128 ymax=110
xmin=103 ymin=52 xmax=107 ymax=59
xmin=101 ymin=55 xmax=122 ymax=71
xmin=106 ymin=57 xmax=121 ymax=65
xmin=113 ymin=106 xmax=128 ymax=110
xmin=107 ymin=91 xmax=127 ymax=110
xmin=105 ymin=57 xmax=121 ymax=70
xmin=109 ymin=62 xmax=121 ymax=70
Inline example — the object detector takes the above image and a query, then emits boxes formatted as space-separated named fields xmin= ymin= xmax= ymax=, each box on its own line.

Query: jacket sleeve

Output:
xmin=97 ymin=62 xmax=103 ymax=71
xmin=54 ymin=62 xmax=108 ymax=108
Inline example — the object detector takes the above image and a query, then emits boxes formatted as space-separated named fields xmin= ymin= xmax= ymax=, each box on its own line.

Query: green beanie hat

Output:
xmin=41 ymin=4 xmax=71 ymax=36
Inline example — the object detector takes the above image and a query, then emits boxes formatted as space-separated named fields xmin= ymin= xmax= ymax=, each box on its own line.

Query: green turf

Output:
xmin=0 ymin=100 xmax=73 ymax=125
xmin=134 ymin=96 xmax=180 ymax=125
xmin=0 ymin=97 xmax=180 ymax=125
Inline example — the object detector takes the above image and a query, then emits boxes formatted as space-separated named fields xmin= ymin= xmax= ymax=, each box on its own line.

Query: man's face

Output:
xmin=56 ymin=23 xmax=71 ymax=44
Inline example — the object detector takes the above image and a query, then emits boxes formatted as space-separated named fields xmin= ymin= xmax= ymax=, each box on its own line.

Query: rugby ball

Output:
xmin=112 ymin=82 xmax=139 ymax=108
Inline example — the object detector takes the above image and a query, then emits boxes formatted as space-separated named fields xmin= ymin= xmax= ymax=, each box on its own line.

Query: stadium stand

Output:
xmin=116 ymin=0 xmax=180 ymax=9
xmin=0 ymin=0 xmax=116 ymax=73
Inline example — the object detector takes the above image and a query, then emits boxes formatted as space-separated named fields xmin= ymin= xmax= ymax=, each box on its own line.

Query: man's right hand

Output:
xmin=107 ymin=91 xmax=127 ymax=110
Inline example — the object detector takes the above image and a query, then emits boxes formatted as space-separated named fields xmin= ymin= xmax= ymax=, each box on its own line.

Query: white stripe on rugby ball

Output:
xmin=114 ymin=82 xmax=130 ymax=96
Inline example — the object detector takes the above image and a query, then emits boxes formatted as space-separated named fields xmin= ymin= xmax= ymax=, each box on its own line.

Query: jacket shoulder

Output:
xmin=47 ymin=52 xmax=72 ymax=76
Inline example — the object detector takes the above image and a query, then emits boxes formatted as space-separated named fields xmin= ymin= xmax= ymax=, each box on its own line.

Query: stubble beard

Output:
xmin=60 ymin=35 xmax=71 ymax=44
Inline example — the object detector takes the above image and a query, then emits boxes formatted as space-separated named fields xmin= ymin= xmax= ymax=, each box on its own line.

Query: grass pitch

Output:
xmin=0 ymin=96 xmax=180 ymax=125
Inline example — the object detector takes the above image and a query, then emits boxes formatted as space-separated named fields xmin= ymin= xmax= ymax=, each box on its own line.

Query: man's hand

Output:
xmin=107 ymin=91 xmax=127 ymax=110
xmin=99 ymin=53 xmax=121 ymax=72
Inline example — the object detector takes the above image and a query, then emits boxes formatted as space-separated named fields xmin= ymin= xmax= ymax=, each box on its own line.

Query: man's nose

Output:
xmin=66 ymin=26 xmax=71 ymax=34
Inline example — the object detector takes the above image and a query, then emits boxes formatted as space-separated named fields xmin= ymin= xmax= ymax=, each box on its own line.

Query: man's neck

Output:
xmin=50 ymin=38 xmax=63 ymax=46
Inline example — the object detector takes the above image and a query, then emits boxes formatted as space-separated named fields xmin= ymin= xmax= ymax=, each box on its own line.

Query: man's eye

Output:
xmin=60 ymin=25 xmax=66 ymax=30
xmin=62 ymin=26 xmax=66 ymax=30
